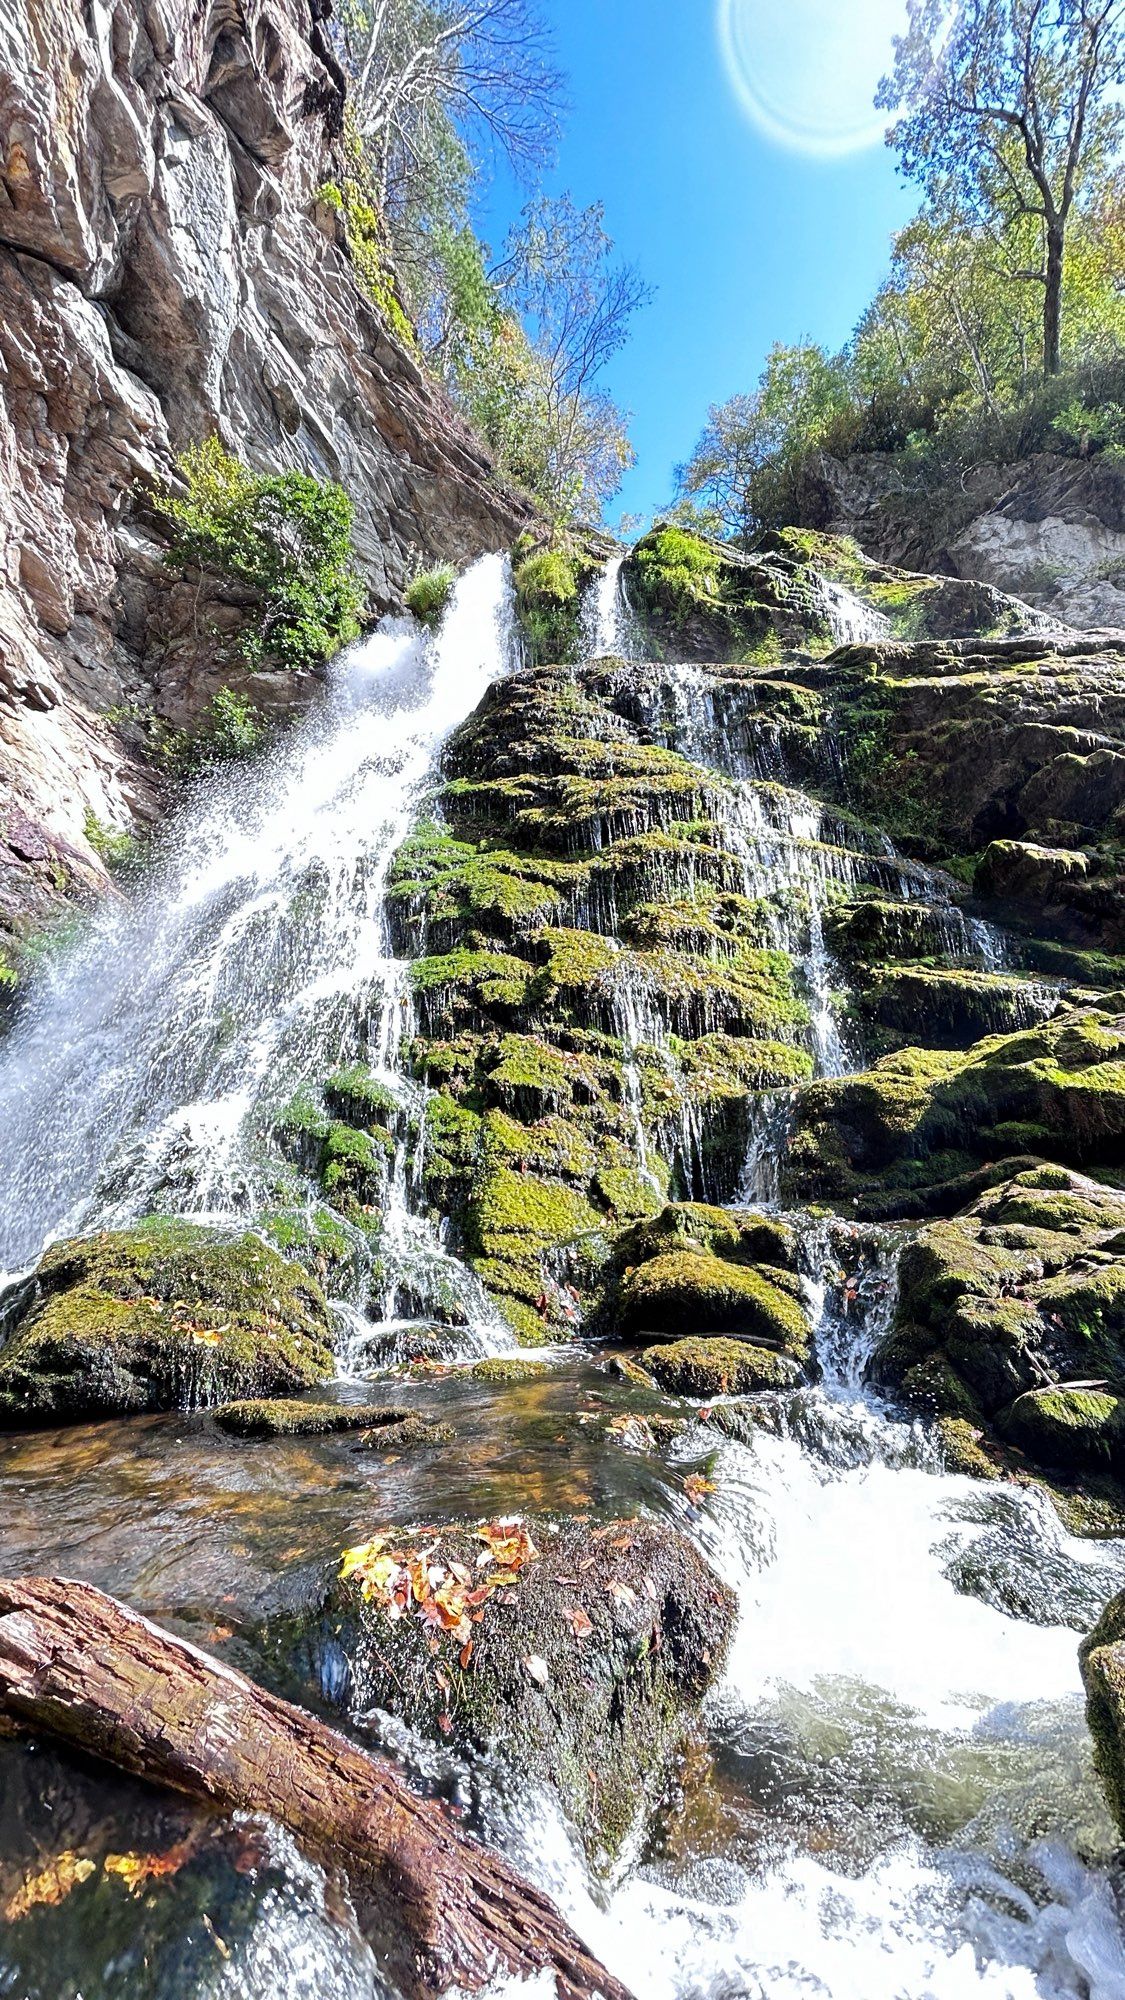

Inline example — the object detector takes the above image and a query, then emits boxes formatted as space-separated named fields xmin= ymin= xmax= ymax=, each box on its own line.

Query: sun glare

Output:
xmin=717 ymin=0 xmax=914 ymax=158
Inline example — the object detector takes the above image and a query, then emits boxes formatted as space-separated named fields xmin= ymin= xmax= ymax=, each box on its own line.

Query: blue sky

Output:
xmin=474 ymin=0 xmax=917 ymax=528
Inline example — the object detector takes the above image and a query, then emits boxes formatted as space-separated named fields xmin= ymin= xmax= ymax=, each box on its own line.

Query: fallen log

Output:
xmin=0 ymin=1576 xmax=633 ymax=2000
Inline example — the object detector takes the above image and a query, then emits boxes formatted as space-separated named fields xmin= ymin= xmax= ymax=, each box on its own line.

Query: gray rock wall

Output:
xmin=0 ymin=0 xmax=527 ymax=939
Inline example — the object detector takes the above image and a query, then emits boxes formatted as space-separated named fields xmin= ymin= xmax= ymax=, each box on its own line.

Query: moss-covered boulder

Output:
xmin=618 ymin=1254 xmax=809 ymax=1351
xmin=640 ymin=1337 xmax=803 ymax=1398
xmin=1080 ymin=1590 xmax=1125 ymax=1835
xmin=300 ymin=1514 xmax=734 ymax=1860
xmin=600 ymin=1201 xmax=810 ymax=1370
xmin=1000 ymin=1387 xmax=1125 ymax=1473
xmin=868 ymin=1168 xmax=1125 ymax=1481
xmin=785 ymin=1006 xmax=1125 ymax=1211
xmin=212 ymin=1399 xmax=450 ymax=1445
xmin=0 ymin=1222 xmax=334 ymax=1425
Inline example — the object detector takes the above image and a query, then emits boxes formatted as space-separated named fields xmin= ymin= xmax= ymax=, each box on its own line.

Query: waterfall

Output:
xmin=581 ymin=553 xmax=647 ymax=658
xmin=0 ymin=554 xmax=518 ymax=1282
xmin=813 ymin=575 xmax=893 ymax=647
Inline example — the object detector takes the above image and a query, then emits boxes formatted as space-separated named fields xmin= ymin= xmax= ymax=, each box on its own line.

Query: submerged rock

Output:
xmin=0 ymin=1223 xmax=333 ymax=1426
xmin=213 ymin=1399 xmax=451 ymax=1446
xmin=297 ymin=1513 xmax=735 ymax=1860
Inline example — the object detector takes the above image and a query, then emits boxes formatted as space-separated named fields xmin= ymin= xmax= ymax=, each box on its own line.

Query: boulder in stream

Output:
xmin=212 ymin=1399 xmax=452 ymax=1445
xmin=869 ymin=1168 xmax=1125 ymax=1494
xmin=1080 ymin=1590 xmax=1125 ymax=1835
xmin=295 ymin=1512 xmax=735 ymax=1861
xmin=0 ymin=1223 xmax=334 ymax=1426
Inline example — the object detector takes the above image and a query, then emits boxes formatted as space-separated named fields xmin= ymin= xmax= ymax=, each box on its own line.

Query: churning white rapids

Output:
xmin=0 ymin=555 xmax=1122 ymax=1998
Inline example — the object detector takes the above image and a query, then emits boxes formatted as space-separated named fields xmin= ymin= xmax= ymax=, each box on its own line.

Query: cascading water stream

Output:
xmin=0 ymin=549 xmax=1122 ymax=2000
xmin=580 ymin=552 xmax=648 ymax=658
xmin=0 ymin=555 xmax=519 ymax=1341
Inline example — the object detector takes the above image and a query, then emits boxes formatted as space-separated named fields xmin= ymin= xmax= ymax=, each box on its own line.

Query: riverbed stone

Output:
xmin=302 ymin=1513 xmax=735 ymax=1861
xmin=1080 ymin=1591 xmax=1125 ymax=1835
xmin=212 ymin=1399 xmax=450 ymax=1445
xmin=0 ymin=1222 xmax=334 ymax=1426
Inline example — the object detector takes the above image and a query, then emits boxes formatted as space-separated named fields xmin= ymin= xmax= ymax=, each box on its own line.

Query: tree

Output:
xmin=676 ymin=345 xmax=852 ymax=541
xmin=879 ymin=0 xmax=1125 ymax=374
xmin=335 ymin=0 xmax=560 ymax=215
xmin=487 ymin=196 xmax=650 ymax=521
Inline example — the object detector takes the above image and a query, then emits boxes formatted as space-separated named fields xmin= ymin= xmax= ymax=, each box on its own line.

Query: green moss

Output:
xmin=323 ymin=1066 xmax=398 ymax=1129
xmin=617 ymin=1251 xmax=810 ymax=1355
xmin=468 ymin=1357 xmax=551 ymax=1383
xmin=640 ymin=1337 xmax=802 ymax=1398
xmin=513 ymin=548 xmax=585 ymax=666
xmin=214 ymin=1399 xmax=420 ymax=1438
xmin=0 ymin=1223 xmax=333 ymax=1425
xmin=1000 ymin=1387 xmax=1125 ymax=1472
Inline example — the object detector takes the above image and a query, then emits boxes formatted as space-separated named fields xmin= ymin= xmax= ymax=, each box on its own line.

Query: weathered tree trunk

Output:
xmin=0 ymin=1576 xmax=633 ymax=2000
xmin=1044 ymin=224 xmax=1065 ymax=377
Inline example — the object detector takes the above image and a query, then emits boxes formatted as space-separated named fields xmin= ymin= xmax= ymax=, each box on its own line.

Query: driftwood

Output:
xmin=0 ymin=1576 xmax=633 ymax=2000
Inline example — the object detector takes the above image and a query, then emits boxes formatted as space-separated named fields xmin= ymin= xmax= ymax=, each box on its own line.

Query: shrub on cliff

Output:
xmin=157 ymin=438 xmax=364 ymax=672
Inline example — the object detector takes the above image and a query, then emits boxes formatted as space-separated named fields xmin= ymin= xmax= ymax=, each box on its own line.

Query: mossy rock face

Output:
xmin=0 ymin=1223 xmax=334 ymax=1426
xmin=868 ymin=1168 xmax=1125 ymax=1482
xmin=618 ymin=1253 xmax=810 ymax=1354
xmin=304 ymin=1515 xmax=735 ymax=1860
xmin=1080 ymin=1589 xmax=1125 ymax=1835
xmin=785 ymin=1005 xmax=1125 ymax=1209
xmin=611 ymin=1201 xmax=795 ymax=1274
xmin=212 ymin=1399 xmax=448 ymax=1443
xmin=376 ymin=664 xmax=812 ymax=1336
xmin=641 ymin=1337 xmax=803 ymax=1398
xmin=1000 ymin=1387 xmax=1125 ymax=1474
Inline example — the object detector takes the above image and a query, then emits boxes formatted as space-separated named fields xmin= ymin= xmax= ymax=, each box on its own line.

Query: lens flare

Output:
xmin=717 ymin=0 xmax=911 ymax=158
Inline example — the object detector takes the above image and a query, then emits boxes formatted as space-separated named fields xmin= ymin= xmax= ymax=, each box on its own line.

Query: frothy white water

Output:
xmin=581 ymin=554 xmax=647 ymax=658
xmin=814 ymin=575 xmax=893 ymax=648
xmin=0 ymin=555 xmax=517 ymax=1276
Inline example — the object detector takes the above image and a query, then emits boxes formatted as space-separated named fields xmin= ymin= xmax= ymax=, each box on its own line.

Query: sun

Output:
xmin=717 ymin=0 xmax=912 ymax=159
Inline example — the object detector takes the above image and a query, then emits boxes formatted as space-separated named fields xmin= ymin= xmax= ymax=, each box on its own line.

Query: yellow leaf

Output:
xmin=5 ymin=1852 xmax=95 ymax=1921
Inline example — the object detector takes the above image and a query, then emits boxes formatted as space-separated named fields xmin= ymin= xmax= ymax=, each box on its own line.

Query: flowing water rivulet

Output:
xmin=1 ymin=549 xmax=1125 ymax=2000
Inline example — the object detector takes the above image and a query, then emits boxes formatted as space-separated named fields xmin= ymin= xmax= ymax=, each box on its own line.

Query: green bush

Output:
xmin=317 ymin=158 xmax=417 ymax=352
xmin=405 ymin=564 xmax=457 ymax=628
xmin=163 ymin=688 xmax=266 ymax=773
xmin=630 ymin=528 xmax=720 ymax=612
xmin=82 ymin=810 xmax=138 ymax=871
xmin=157 ymin=437 xmax=364 ymax=673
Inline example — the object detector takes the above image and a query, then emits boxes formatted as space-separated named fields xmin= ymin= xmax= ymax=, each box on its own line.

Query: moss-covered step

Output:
xmin=849 ymin=965 xmax=1059 ymax=1052
xmin=0 ymin=1222 xmax=334 ymax=1426
xmin=867 ymin=1167 xmax=1125 ymax=1482
xmin=293 ymin=1513 xmax=734 ymax=1861
xmin=212 ymin=1399 xmax=450 ymax=1446
xmin=784 ymin=1004 xmax=1125 ymax=1211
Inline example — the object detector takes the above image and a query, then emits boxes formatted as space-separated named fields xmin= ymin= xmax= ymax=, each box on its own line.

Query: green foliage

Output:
xmin=82 ymin=811 xmax=138 ymax=871
xmin=405 ymin=563 xmax=456 ymax=627
xmin=157 ymin=437 xmax=364 ymax=672
xmin=630 ymin=528 xmax=721 ymax=611
xmin=317 ymin=150 xmax=417 ymax=349
xmin=513 ymin=547 xmax=583 ymax=664
xmin=162 ymin=688 xmax=267 ymax=773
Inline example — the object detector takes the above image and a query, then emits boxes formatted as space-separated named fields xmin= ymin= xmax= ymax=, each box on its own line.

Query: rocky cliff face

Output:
xmin=794 ymin=449 xmax=1125 ymax=634
xmin=0 ymin=0 xmax=527 ymax=946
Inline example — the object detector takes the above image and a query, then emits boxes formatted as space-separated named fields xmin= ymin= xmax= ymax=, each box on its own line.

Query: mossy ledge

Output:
xmin=0 ymin=1221 xmax=334 ymax=1426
